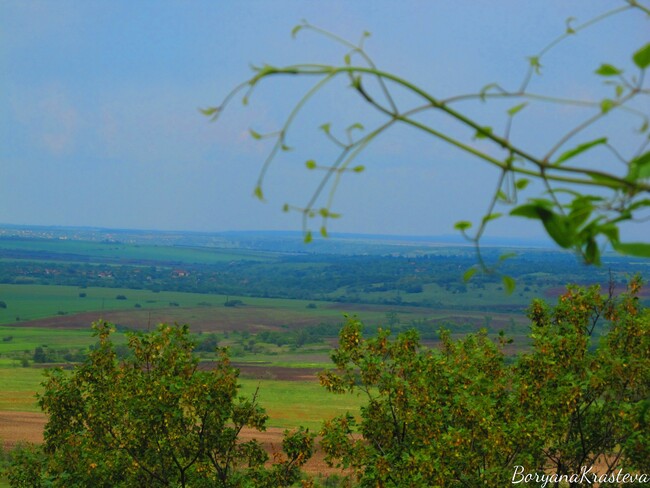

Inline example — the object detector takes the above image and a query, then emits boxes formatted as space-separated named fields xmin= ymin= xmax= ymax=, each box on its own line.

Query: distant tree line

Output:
xmin=0 ymin=252 xmax=637 ymax=310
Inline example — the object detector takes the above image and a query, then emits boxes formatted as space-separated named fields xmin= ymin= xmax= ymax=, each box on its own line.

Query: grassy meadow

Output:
xmin=0 ymin=283 xmax=417 ymax=328
xmin=0 ymin=367 xmax=43 ymax=413
xmin=0 ymin=366 xmax=360 ymax=430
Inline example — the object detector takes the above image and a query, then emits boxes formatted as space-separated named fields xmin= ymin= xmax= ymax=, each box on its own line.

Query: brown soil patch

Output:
xmin=14 ymin=307 xmax=334 ymax=333
xmin=225 ymin=362 xmax=321 ymax=381
xmin=238 ymin=427 xmax=349 ymax=478
xmin=0 ymin=411 xmax=346 ymax=478
xmin=0 ymin=410 xmax=46 ymax=450
xmin=12 ymin=312 xmax=103 ymax=330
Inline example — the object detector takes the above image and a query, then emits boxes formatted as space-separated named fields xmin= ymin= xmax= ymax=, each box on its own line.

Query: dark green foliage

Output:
xmin=0 ymin=237 xmax=642 ymax=309
xmin=520 ymin=279 xmax=650 ymax=479
xmin=194 ymin=334 xmax=219 ymax=352
xmin=319 ymin=279 xmax=650 ymax=486
xmin=32 ymin=347 xmax=50 ymax=364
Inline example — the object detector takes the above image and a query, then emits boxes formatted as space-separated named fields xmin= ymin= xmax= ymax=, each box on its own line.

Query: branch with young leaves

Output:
xmin=204 ymin=1 xmax=650 ymax=284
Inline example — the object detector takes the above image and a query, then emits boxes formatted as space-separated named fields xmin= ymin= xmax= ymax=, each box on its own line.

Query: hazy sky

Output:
xmin=2 ymin=1 xmax=648 ymax=242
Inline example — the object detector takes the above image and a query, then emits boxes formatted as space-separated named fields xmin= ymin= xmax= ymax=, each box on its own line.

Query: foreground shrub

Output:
xmin=7 ymin=322 xmax=313 ymax=487
xmin=320 ymin=278 xmax=649 ymax=487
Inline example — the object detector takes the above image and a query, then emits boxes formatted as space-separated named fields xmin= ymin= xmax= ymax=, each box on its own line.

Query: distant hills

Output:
xmin=0 ymin=224 xmax=554 ymax=255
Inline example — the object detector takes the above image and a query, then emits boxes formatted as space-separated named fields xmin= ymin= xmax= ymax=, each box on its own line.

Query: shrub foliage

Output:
xmin=319 ymin=279 xmax=649 ymax=486
xmin=7 ymin=323 xmax=313 ymax=488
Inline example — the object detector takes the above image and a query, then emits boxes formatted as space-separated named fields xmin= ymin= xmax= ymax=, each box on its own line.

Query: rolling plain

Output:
xmin=0 ymin=226 xmax=647 ymax=483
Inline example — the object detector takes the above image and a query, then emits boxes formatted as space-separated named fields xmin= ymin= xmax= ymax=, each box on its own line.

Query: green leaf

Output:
xmin=586 ymin=172 xmax=624 ymax=188
xmin=347 ymin=122 xmax=364 ymax=132
xmin=304 ymin=231 xmax=313 ymax=243
xmin=305 ymin=160 xmax=317 ymax=169
xmin=600 ymin=99 xmax=615 ymax=114
xmin=627 ymin=151 xmax=650 ymax=181
xmin=253 ymin=186 xmax=264 ymax=200
xmin=463 ymin=267 xmax=478 ymax=283
xmin=199 ymin=106 xmax=219 ymax=116
xmin=352 ymin=165 xmax=365 ymax=173
xmin=612 ymin=242 xmax=650 ymax=258
xmin=615 ymin=84 xmax=624 ymax=98
xmin=507 ymin=102 xmax=528 ymax=116
xmin=291 ymin=24 xmax=303 ymax=38
xmin=479 ymin=83 xmax=498 ymax=101
xmin=528 ymin=56 xmax=542 ymax=74
xmin=595 ymin=64 xmax=622 ymax=76
xmin=482 ymin=212 xmax=502 ymax=224
xmin=454 ymin=221 xmax=472 ymax=231
xmin=282 ymin=203 xmax=290 ymax=212
xmin=502 ymin=275 xmax=516 ymax=295
xmin=510 ymin=204 xmax=545 ymax=219
xmin=344 ymin=54 xmax=351 ymax=65
xmin=281 ymin=144 xmax=293 ymax=152
xmin=541 ymin=213 xmax=574 ymax=249
xmin=499 ymin=252 xmax=517 ymax=262
xmin=565 ymin=16 xmax=576 ymax=34
xmin=320 ymin=123 xmax=331 ymax=134
xmin=584 ymin=238 xmax=600 ymax=265
xmin=249 ymin=129 xmax=262 ymax=140
xmin=554 ymin=137 xmax=607 ymax=165
xmin=319 ymin=208 xmax=329 ymax=217
xmin=598 ymin=222 xmax=619 ymax=242
xmin=633 ymin=42 xmax=650 ymax=69
xmin=628 ymin=198 xmax=650 ymax=212
xmin=568 ymin=200 xmax=592 ymax=229
xmin=474 ymin=126 xmax=493 ymax=140
xmin=515 ymin=178 xmax=530 ymax=190
xmin=634 ymin=151 xmax=650 ymax=179
xmin=511 ymin=204 xmax=574 ymax=248
xmin=320 ymin=226 xmax=328 ymax=238
xmin=496 ymin=190 xmax=508 ymax=202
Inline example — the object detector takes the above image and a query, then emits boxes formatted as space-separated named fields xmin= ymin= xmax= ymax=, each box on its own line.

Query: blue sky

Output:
xmin=2 ymin=1 xmax=648 ymax=242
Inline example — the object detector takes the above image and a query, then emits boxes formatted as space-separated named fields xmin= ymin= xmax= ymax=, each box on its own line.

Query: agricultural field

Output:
xmin=0 ymin=226 xmax=647 ymax=484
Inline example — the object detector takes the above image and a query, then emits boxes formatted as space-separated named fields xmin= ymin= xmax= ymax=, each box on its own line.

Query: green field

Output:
xmin=1 ymin=283 xmax=522 ymax=348
xmin=0 ymin=283 xmax=412 ymax=327
xmin=0 ymin=326 xmax=98 ymax=356
xmin=0 ymin=366 xmax=360 ymax=429
xmin=0 ymin=367 xmax=44 ymax=412
xmin=0 ymin=238 xmax=275 ymax=265
xmin=239 ymin=378 xmax=363 ymax=430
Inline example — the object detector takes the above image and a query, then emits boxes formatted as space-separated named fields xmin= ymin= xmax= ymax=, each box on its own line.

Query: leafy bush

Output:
xmin=8 ymin=323 xmax=314 ymax=487
xmin=320 ymin=278 xmax=649 ymax=486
